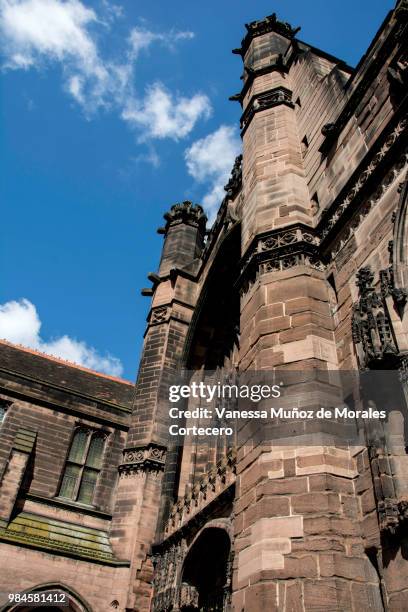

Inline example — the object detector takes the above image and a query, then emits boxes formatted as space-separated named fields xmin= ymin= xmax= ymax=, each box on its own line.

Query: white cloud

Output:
xmin=1 ymin=0 xmax=97 ymax=68
xmin=0 ymin=298 xmax=123 ymax=377
xmin=185 ymin=125 xmax=241 ymax=219
xmin=0 ymin=0 xmax=205 ymax=140
xmin=128 ymin=26 xmax=194 ymax=60
xmin=122 ymin=82 xmax=211 ymax=141
xmin=132 ymin=144 xmax=160 ymax=168
xmin=0 ymin=0 xmax=127 ymax=112
xmin=100 ymin=0 xmax=123 ymax=25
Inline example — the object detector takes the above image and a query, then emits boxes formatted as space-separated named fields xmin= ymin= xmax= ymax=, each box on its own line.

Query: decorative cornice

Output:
xmin=240 ymin=86 xmax=294 ymax=135
xmin=119 ymin=443 xmax=167 ymax=476
xmin=234 ymin=13 xmax=300 ymax=57
xmin=0 ymin=528 xmax=129 ymax=566
xmin=157 ymin=487 xmax=235 ymax=555
xmin=329 ymin=154 xmax=407 ymax=261
xmin=237 ymin=225 xmax=323 ymax=296
xmin=164 ymin=449 xmax=236 ymax=537
xmin=0 ymin=512 xmax=128 ymax=566
xmin=319 ymin=112 xmax=408 ymax=248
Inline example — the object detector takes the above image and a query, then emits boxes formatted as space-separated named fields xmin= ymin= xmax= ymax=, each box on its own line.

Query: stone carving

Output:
xmin=352 ymin=267 xmax=398 ymax=369
xmin=152 ymin=539 xmax=189 ymax=612
xmin=240 ymin=13 xmax=300 ymax=51
xmin=321 ymin=118 xmax=408 ymax=242
xmin=153 ymin=515 xmax=233 ymax=612
xmin=163 ymin=201 xmax=207 ymax=233
xmin=399 ymin=355 xmax=408 ymax=385
xmin=380 ymin=264 xmax=407 ymax=316
xmin=388 ymin=55 xmax=408 ymax=97
xmin=261 ymin=252 xmax=325 ymax=274
xmin=179 ymin=583 xmax=199 ymax=609
xmin=239 ymin=226 xmax=323 ymax=297
xmin=377 ymin=498 xmax=408 ymax=534
xmin=119 ymin=444 xmax=166 ymax=476
xmin=241 ymin=86 xmax=294 ymax=133
xmin=224 ymin=154 xmax=243 ymax=199
xmin=368 ymin=445 xmax=408 ymax=535
xmin=330 ymin=155 xmax=408 ymax=260
xmin=165 ymin=449 xmax=236 ymax=536
xmin=259 ymin=227 xmax=318 ymax=251
xmin=150 ymin=306 xmax=169 ymax=325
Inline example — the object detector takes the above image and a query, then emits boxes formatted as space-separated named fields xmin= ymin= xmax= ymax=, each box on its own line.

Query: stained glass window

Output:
xmin=58 ymin=428 xmax=106 ymax=504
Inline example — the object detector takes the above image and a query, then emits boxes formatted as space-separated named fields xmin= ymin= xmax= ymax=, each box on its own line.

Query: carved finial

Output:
xmin=355 ymin=266 xmax=375 ymax=296
xmin=239 ymin=13 xmax=300 ymax=55
xmin=352 ymin=265 xmax=400 ymax=368
xmin=162 ymin=201 xmax=207 ymax=233
xmin=224 ymin=154 xmax=243 ymax=199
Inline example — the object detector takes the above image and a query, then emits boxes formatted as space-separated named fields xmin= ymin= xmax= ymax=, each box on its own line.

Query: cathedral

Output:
xmin=1 ymin=2 xmax=408 ymax=610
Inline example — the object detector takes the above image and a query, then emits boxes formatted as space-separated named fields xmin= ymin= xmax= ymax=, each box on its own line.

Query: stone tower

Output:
xmin=0 ymin=3 xmax=407 ymax=612
xmin=147 ymin=4 xmax=408 ymax=612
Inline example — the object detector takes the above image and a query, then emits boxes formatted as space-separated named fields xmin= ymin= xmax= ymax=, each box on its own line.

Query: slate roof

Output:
xmin=0 ymin=339 xmax=134 ymax=409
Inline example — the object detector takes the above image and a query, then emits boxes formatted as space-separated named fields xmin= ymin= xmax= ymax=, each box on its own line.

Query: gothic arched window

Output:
xmin=58 ymin=428 xmax=106 ymax=505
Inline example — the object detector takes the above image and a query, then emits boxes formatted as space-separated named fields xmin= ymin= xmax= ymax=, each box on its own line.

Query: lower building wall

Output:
xmin=0 ymin=544 xmax=131 ymax=612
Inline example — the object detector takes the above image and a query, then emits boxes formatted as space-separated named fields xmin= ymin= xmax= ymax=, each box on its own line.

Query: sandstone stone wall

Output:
xmin=0 ymin=3 xmax=407 ymax=611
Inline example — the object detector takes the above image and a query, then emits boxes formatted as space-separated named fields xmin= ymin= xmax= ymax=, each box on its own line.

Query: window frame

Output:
xmin=58 ymin=426 xmax=108 ymax=506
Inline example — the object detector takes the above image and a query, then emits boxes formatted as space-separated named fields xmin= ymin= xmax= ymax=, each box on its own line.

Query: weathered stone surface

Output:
xmin=0 ymin=3 xmax=406 ymax=610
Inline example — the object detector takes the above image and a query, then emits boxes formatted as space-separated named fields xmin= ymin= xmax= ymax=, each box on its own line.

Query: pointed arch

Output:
xmin=180 ymin=523 xmax=232 ymax=612
xmin=182 ymin=222 xmax=241 ymax=370
xmin=2 ymin=583 xmax=92 ymax=612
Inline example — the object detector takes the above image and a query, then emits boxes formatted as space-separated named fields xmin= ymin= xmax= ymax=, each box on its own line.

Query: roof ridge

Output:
xmin=0 ymin=338 xmax=134 ymax=386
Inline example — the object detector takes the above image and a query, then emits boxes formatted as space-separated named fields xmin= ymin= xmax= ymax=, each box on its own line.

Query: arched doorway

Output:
xmin=181 ymin=527 xmax=231 ymax=612
xmin=3 ymin=584 xmax=91 ymax=612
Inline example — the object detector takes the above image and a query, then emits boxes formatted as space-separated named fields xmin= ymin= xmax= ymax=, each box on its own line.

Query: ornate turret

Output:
xmin=157 ymin=201 xmax=207 ymax=276
xmin=160 ymin=201 xmax=207 ymax=235
xmin=233 ymin=13 xmax=300 ymax=57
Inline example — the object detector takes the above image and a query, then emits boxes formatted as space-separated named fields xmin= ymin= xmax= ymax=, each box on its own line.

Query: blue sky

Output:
xmin=0 ymin=0 xmax=393 ymax=380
